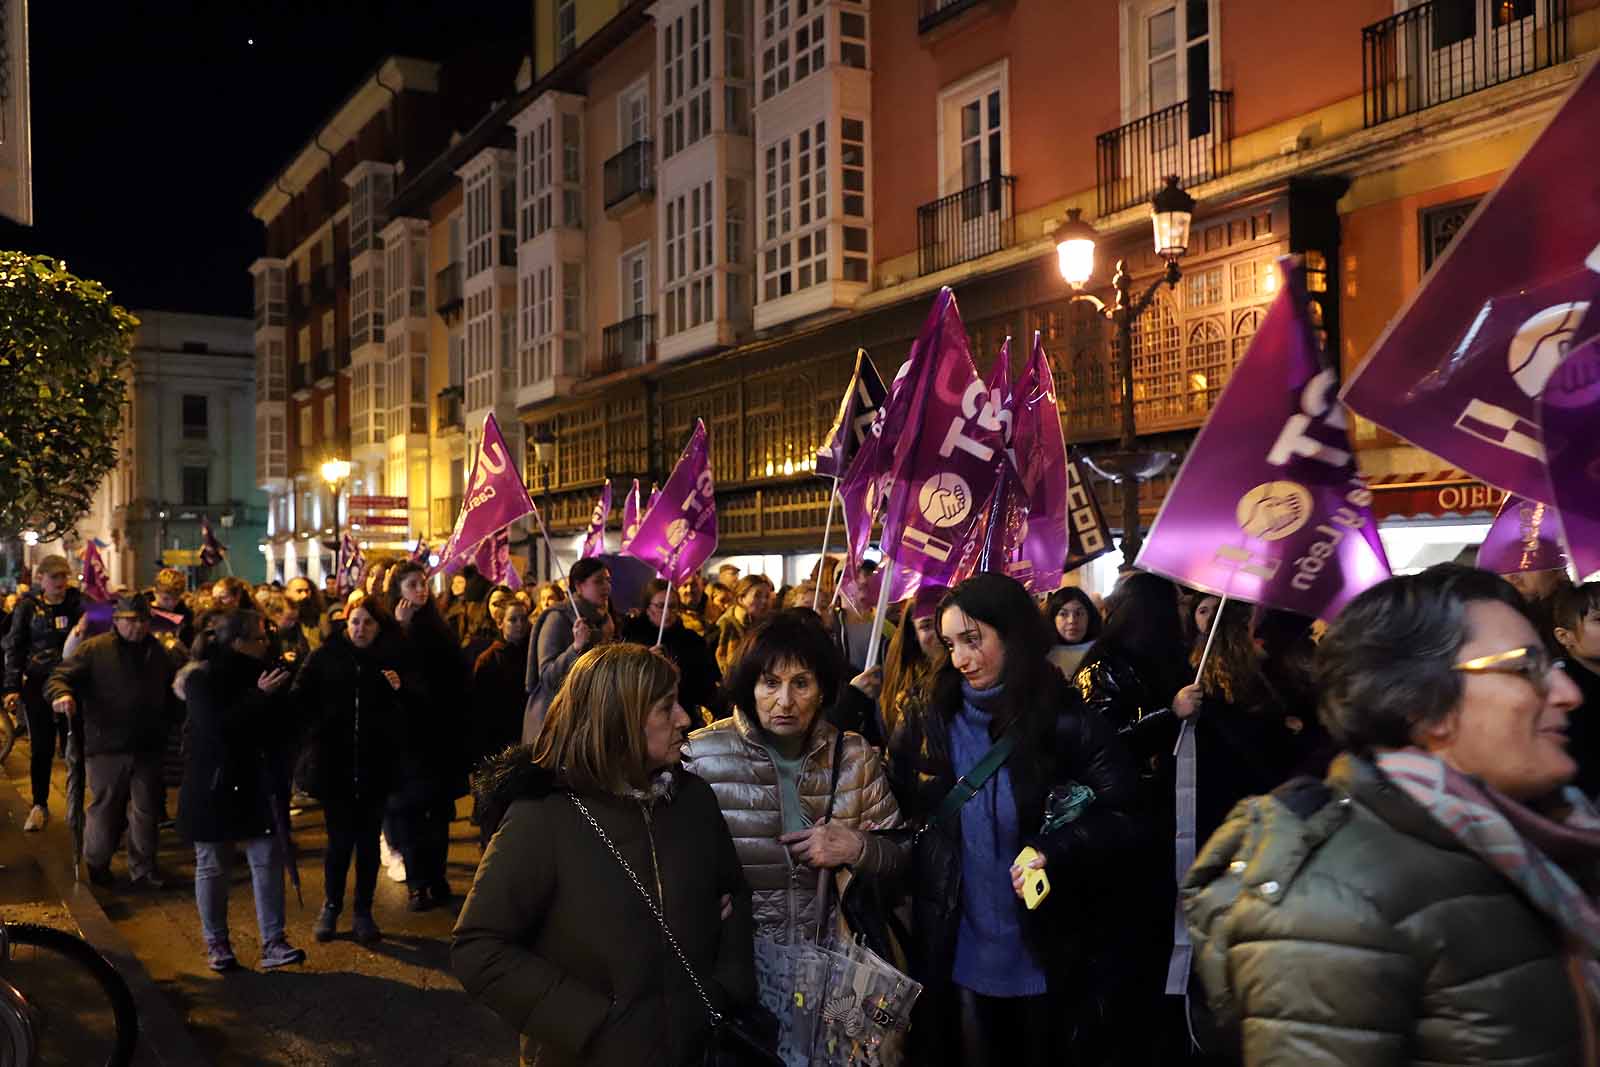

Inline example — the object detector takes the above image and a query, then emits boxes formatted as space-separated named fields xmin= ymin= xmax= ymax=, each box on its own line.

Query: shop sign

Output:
xmin=1372 ymin=480 xmax=1507 ymax=520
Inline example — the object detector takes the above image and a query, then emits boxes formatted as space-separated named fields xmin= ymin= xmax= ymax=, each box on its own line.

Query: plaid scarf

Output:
xmin=1376 ymin=749 xmax=1600 ymax=1009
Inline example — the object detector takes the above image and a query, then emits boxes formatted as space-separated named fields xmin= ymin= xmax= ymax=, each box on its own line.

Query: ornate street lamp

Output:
xmin=1051 ymin=175 xmax=1196 ymax=566
xmin=320 ymin=458 xmax=351 ymax=578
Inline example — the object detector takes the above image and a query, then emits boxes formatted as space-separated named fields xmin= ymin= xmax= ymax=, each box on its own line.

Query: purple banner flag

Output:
xmin=1342 ymin=58 xmax=1600 ymax=503
xmin=1539 ymin=336 xmax=1600 ymax=580
xmin=199 ymin=515 xmax=227 ymax=568
xmin=624 ymin=421 xmax=718 ymax=583
xmin=620 ymin=479 xmax=643 ymax=550
xmin=963 ymin=458 xmax=1032 ymax=587
xmin=1064 ymin=448 xmax=1114 ymax=574
xmin=580 ymin=483 xmax=612 ymax=559
xmin=816 ymin=349 xmax=888 ymax=479
xmin=411 ymin=539 xmax=430 ymax=563
xmin=336 ymin=534 xmax=364 ymax=596
xmin=80 ymin=540 xmax=110 ymax=602
xmin=1478 ymin=494 xmax=1569 ymax=576
xmin=434 ymin=413 xmax=538 ymax=577
xmin=1006 ymin=333 xmax=1076 ymax=590
xmin=1139 ymin=258 xmax=1391 ymax=619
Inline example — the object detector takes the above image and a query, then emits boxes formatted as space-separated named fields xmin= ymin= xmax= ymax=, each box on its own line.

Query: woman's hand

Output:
xmin=572 ymin=617 xmax=593 ymax=650
xmin=849 ymin=666 xmax=883 ymax=701
xmin=1173 ymin=683 xmax=1203 ymax=720
xmin=381 ymin=669 xmax=401 ymax=691
xmin=257 ymin=668 xmax=292 ymax=694
xmin=394 ymin=598 xmax=419 ymax=625
xmin=780 ymin=822 xmax=867 ymax=869
xmin=1009 ymin=851 xmax=1046 ymax=900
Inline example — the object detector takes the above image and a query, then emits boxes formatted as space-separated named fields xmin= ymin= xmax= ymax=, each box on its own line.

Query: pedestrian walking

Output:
xmin=470 ymin=598 xmax=531 ymax=768
xmin=44 ymin=595 xmax=178 ymax=888
xmin=2 ymin=555 xmax=86 ymax=832
xmin=175 ymin=609 xmax=306 ymax=972
xmin=524 ymin=558 xmax=616 ymax=736
xmin=1186 ymin=565 xmax=1591 ymax=1065
xmin=621 ymin=580 xmax=722 ymax=723
xmin=455 ymin=643 xmax=756 ymax=1067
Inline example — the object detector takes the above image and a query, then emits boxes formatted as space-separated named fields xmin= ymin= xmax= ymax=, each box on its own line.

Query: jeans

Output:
xmin=85 ymin=751 xmax=162 ymax=879
xmin=194 ymin=838 xmax=285 ymax=944
xmin=323 ymin=795 xmax=385 ymax=913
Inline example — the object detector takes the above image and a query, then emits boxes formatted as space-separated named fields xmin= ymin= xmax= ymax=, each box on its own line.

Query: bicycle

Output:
xmin=0 ymin=921 xmax=139 ymax=1067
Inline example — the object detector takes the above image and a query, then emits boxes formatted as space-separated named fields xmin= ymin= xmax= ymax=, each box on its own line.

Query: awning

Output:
xmin=1357 ymin=446 xmax=1507 ymax=520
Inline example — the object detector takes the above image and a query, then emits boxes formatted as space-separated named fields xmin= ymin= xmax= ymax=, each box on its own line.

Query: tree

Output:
xmin=0 ymin=253 xmax=139 ymax=542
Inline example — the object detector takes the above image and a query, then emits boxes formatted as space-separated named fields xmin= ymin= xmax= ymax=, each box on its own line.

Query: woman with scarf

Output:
xmin=1185 ymin=565 xmax=1593 ymax=1065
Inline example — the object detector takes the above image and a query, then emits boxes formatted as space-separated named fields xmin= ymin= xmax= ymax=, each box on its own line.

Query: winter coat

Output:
xmin=1184 ymin=754 xmax=1590 ymax=1066
xmin=887 ymin=669 xmax=1141 ymax=994
xmin=620 ymin=615 xmax=723 ymax=719
xmin=396 ymin=600 xmax=470 ymax=798
xmin=523 ymin=603 xmax=621 ymax=743
xmin=471 ymin=638 xmax=529 ymax=762
xmin=454 ymin=749 xmax=757 ymax=1067
xmin=3 ymin=588 xmax=85 ymax=692
xmin=681 ymin=709 xmax=905 ymax=943
xmin=711 ymin=612 xmax=751 ymax=678
xmin=44 ymin=631 xmax=177 ymax=757
xmin=289 ymin=632 xmax=414 ymax=805
xmin=177 ymin=650 xmax=296 ymax=843
xmin=1073 ymin=646 xmax=1186 ymax=767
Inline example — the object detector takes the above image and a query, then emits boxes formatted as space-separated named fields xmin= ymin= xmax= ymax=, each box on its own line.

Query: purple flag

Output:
xmin=1063 ymin=448 xmax=1114 ymax=574
xmin=620 ymin=479 xmax=643 ymax=551
xmin=816 ymin=350 xmax=888 ymax=479
xmin=580 ymin=483 xmax=612 ymax=559
xmin=80 ymin=540 xmax=110 ymax=602
xmin=1342 ymin=58 xmax=1600 ymax=503
xmin=1539 ymin=336 xmax=1600 ymax=580
xmin=1006 ymin=333 xmax=1076 ymax=590
xmin=963 ymin=457 xmax=1032 ymax=587
xmin=335 ymin=534 xmax=364 ymax=596
xmin=1478 ymin=494 xmax=1569 ymax=576
xmin=199 ymin=515 xmax=227 ymax=568
xmin=1139 ymin=258 xmax=1391 ymax=619
xmin=435 ymin=413 xmax=538 ymax=577
xmin=411 ymin=539 xmax=430 ymax=563
xmin=624 ymin=421 xmax=718 ymax=583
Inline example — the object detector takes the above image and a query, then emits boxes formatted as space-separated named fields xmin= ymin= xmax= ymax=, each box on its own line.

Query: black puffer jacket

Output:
xmin=178 ymin=650 xmax=297 ymax=843
xmin=888 ymin=669 xmax=1142 ymax=990
xmin=44 ymin=631 xmax=177 ymax=756
xmin=290 ymin=632 xmax=416 ymax=805
xmin=3 ymin=588 xmax=85 ymax=692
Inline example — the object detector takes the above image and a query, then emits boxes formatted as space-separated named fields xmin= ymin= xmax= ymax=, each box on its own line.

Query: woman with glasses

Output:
xmin=1185 ymin=565 xmax=1591 ymax=1065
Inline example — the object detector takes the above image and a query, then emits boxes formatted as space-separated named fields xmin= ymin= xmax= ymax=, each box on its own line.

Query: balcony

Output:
xmin=916 ymin=175 xmax=1016 ymax=276
xmin=603 ymin=140 xmax=656 ymax=215
xmin=1096 ymin=91 xmax=1233 ymax=217
xmin=1363 ymin=0 xmax=1566 ymax=126
xmin=918 ymin=0 xmax=1002 ymax=35
xmin=601 ymin=314 xmax=655 ymax=373
xmin=435 ymin=386 xmax=463 ymax=434
xmin=435 ymin=263 xmax=463 ymax=316
xmin=312 ymin=348 xmax=333 ymax=381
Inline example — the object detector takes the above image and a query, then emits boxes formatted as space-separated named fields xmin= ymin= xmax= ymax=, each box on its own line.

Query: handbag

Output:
xmin=567 ymin=794 xmax=783 ymax=1067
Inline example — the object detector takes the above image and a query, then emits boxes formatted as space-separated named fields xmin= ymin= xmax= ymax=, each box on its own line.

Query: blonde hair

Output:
xmin=532 ymin=643 xmax=680 ymax=795
xmin=154 ymin=568 xmax=187 ymax=596
xmin=34 ymin=554 xmax=70 ymax=579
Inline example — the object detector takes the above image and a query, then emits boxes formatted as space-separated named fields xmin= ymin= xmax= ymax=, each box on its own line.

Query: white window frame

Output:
xmin=935 ymin=59 xmax=1010 ymax=199
xmin=619 ymin=77 xmax=652 ymax=149
xmin=1118 ymin=0 xmax=1221 ymax=123
xmin=619 ymin=242 xmax=652 ymax=319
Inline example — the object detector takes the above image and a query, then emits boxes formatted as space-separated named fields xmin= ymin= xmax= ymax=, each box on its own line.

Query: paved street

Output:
xmin=2 ymin=737 xmax=519 ymax=1066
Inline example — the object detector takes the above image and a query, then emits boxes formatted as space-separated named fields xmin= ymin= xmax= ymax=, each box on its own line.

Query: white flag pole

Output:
xmin=1191 ymin=592 xmax=1229 ymax=685
xmin=862 ymin=553 xmax=895 ymax=672
xmin=812 ymin=475 xmax=840 ymax=613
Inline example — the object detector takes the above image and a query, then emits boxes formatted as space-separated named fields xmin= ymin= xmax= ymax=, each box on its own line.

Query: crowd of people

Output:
xmin=3 ymin=547 xmax=1599 ymax=1066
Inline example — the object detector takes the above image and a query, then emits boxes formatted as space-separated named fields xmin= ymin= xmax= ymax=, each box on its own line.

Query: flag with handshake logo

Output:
xmin=433 ymin=413 xmax=538 ymax=578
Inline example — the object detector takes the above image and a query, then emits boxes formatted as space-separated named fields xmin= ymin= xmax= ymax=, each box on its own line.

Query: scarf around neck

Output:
xmin=1375 ymin=749 xmax=1600 ymax=1007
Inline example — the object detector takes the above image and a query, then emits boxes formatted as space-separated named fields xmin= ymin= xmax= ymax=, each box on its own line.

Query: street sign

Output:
xmin=349 ymin=495 xmax=408 ymax=510
xmin=161 ymin=549 xmax=202 ymax=566
xmin=352 ymin=516 xmax=410 ymax=527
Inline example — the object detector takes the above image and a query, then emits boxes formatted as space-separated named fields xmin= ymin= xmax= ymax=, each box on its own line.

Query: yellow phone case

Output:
xmin=1015 ymin=846 xmax=1050 ymax=910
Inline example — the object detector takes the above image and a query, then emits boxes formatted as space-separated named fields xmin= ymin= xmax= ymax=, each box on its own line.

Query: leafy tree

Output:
xmin=0 ymin=253 xmax=139 ymax=542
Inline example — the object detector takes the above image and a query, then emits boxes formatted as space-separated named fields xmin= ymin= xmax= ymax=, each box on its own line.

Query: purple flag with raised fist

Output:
xmin=1342 ymin=58 xmax=1600 ymax=503
xmin=1139 ymin=258 xmax=1391 ymax=619
xmin=580 ymin=483 xmax=612 ymax=559
xmin=1478 ymin=494 xmax=1569 ymax=575
xmin=620 ymin=479 xmax=643 ymax=551
xmin=1539 ymin=336 xmax=1600 ymax=580
xmin=80 ymin=540 xmax=110 ymax=602
xmin=816 ymin=350 xmax=888 ymax=479
xmin=625 ymin=421 xmax=718 ymax=583
xmin=435 ymin=413 xmax=538 ymax=577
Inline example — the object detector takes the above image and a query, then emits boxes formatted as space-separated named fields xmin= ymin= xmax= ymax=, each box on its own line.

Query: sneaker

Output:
xmin=312 ymin=904 xmax=339 ymax=943
xmin=86 ymin=864 xmax=114 ymax=888
xmin=351 ymin=912 xmax=381 ymax=945
xmin=407 ymin=886 xmax=433 ymax=913
xmin=206 ymin=938 xmax=239 ymax=973
xmin=259 ymin=938 xmax=307 ymax=970
xmin=128 ymin=874 xmax=166 ymax=891
xmin=380 ymin=837 xmax=407 ymax=884
xmin=22 ymin=806 xmax=47 ymax=832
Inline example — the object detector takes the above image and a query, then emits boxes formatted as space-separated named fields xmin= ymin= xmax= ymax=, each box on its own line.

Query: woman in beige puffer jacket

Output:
xmin=683 ymin=612 xmax=905 ymax=942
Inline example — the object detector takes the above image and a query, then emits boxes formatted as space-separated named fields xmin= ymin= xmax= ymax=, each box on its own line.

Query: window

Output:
xmin=1421 ymin=196 xmax=1481 ymax=271
xmin=323 ymin=394 xmax=336 ymax=439
xmin=181 ymin=466 xmax=209 ymax=507
xmin=761 ymin=0 xmax=826 ymax=101
xmin=663 ymin=180 xmax=716 ymax=335
xmin=181 ymin=394 xmax=208 ymax=439
xmin=348 ymin=170 xmax=394 ymax=257
xmin=519 ymin=104 xmax=582 ymax=242
xmin=620 ymin=80 xmax=650 ymax=148
xmin=839 ymin=8 xmax=867 ymax=69
xmin=319 ymin=310 xmax=335 ymax=358
xmin=621 ymin=245 xmax=651 ymax=318
xmin=1122 ymin=0 xmax=1215 ymax=132
xmin=761 ymin=122 xmax=829 ymax=300
xmin=297 ymin=326 xmax=311 ymax=366
xmin=297 ymin=404 xmax=313 ymax=450
xmin=662 ymin=0 xmax=713 ymax=159
xmin=557 ymin=0 xmax=577 ymax=58
xmin=938 ymin=62 xmax=1008 ymax=198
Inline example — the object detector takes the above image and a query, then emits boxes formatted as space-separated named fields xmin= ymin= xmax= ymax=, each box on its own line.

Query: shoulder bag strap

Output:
xmin=566 ymin=793 xmax=723 ymax=1027
xmin=930 ymin=725 xmax=1019 ymax=830
xmin=820 ymin=728 xmax=848 ymax=824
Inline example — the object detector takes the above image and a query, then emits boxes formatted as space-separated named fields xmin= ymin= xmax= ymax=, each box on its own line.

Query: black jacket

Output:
xmin=471 ymin=638 xmax=529 ymax=763
xmin=290 ymin=632 xmax=415 ymax=805
xmin=44 ymin=630 xmax=177 ymax=757
xmin=3 ymin=588 xmax=85 ymax=692
xmin=887 ymin=669 xmax=1141 ymax=994
xmin=619 ymin=615 xmax=723 ymax=719
xmin=1073 ymin=647 xmax=1185 ymax=770
xmin=396 ymin=600 xmax=471 ymax=798
xmin=178 ymin=650 xmax=297 ymax=843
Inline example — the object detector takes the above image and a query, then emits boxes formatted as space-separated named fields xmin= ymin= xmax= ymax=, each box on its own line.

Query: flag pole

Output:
xmin=1191 ymin=592 xmax=1228 ymax=685
xmin=812 ymin=475 xmax=840 ymax=612
xmin=529 ymin=509 xmax=581 ymax=624
xmin=862 ymin=553 xmax=895 ymax=672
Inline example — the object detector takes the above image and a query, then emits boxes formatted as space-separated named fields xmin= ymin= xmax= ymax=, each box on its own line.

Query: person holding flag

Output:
xmin=522 ymin=558 xmax=617 ymax=745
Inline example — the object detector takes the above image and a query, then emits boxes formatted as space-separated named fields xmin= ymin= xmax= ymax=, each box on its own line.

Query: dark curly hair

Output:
xmin=1043 ymin=586 xmax=1102 ymax=645
xmin=725 ymin=610 xmax=844 ymax=727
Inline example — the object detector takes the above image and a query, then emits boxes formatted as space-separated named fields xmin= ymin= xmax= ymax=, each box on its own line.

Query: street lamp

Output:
xmin=1052 ymin=175 xmax=1196 ymax=567
xmin=320 ymin=458 xmax=351 ymax=579
xmin=531 ymin=428 xmax=556 ymax=582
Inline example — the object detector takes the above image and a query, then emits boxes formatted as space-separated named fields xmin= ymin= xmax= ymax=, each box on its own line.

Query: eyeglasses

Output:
xmin=1452 ymin=645 xmax=1567 ymax=698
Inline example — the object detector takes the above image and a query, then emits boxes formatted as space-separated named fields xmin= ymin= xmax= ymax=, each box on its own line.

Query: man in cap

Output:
xmin=46 ymin=595 xmax=178 ymax=888
xmin=3 ymin=555 xmax=86 ymax=831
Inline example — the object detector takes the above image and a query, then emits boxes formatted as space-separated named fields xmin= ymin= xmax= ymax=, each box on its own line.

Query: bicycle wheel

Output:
xmin=0 ymin=924 xmax=138 ymax=1067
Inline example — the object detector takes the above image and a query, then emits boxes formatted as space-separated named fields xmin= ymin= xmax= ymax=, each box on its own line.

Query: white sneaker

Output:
xmin=379 ymin=834 xmax=407 ymax=883
xmin=23 ymin=806 xmax=47 ymax=832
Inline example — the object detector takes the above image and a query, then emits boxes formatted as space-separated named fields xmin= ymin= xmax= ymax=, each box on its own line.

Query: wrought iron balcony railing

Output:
xmin=1096 ymin=91 xmax=1232 ymax=217
xmin=603 ymin=140 xmax=656 ymax=211
xmin=916 ymin=175 xmax=1016 ymax=277
xmin=1363 ymin=0 xmax=1566 ymax=126
xmin=918 ymin=0 xmax=985 ymax=34
xmin=435 ymin=263 xmax=464 ymax=315
xmin=601 ymin=314 xmax=656 ymax=373
xmin=435 ymin=386 xmax=463 ymax=433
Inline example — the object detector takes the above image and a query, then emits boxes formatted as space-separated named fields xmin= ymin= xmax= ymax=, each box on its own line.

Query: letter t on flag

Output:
xmin=624 ymin=420 xmax=718 ymax=583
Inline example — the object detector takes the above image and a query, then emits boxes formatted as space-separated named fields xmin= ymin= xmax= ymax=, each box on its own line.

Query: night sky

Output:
xmin=2 ymin=1 xmax=529 ymax=319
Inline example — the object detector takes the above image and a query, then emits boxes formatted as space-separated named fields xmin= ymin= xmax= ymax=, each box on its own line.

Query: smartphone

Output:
xmin=1014 ymin=846 xmax=1050 ymax=910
